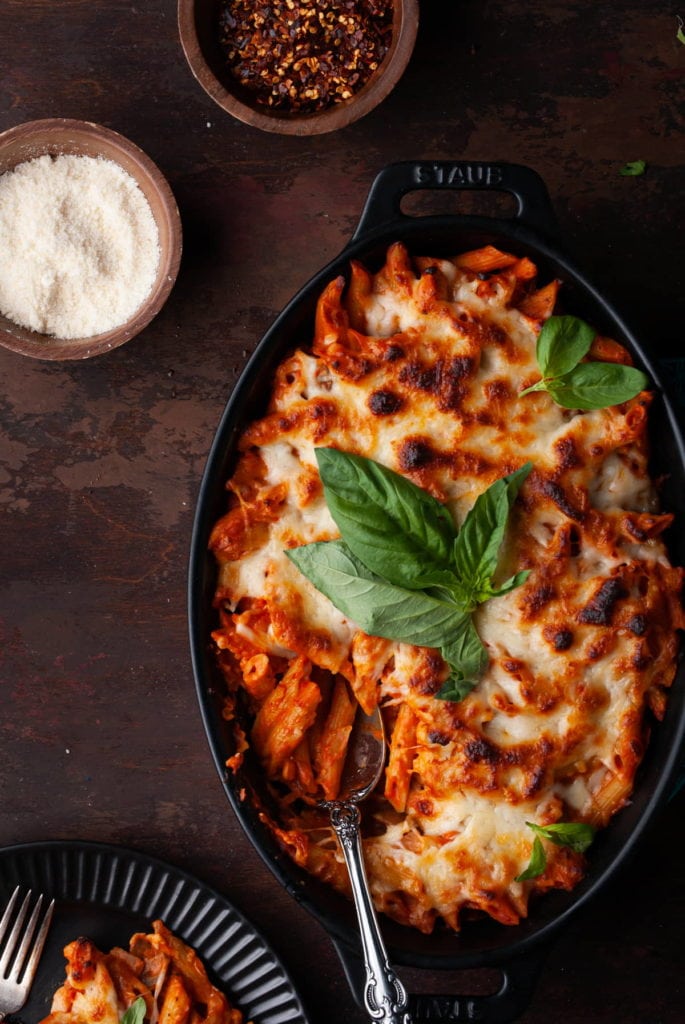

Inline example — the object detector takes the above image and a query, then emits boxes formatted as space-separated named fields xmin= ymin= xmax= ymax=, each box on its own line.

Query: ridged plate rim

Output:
xmin=0 ymin=839 xmax=310 ymax=1024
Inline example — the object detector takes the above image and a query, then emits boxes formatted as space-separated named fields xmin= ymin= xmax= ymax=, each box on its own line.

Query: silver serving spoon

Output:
xmin=323 ymin=705 xmax=412 ymax=1024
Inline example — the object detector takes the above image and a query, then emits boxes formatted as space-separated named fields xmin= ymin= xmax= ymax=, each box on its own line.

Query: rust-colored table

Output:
xmin=1 ymin=3 xmax=684 ymax=1022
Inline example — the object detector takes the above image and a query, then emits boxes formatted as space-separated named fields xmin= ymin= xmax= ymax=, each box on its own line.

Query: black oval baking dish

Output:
xmin=188 ymin=161 xmax=685 ymax=1023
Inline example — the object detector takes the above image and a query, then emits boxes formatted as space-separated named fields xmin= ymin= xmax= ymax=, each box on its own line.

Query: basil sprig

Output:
xmin=121 ymin=997 xmax=146 ymax=1024
xmin=286 ymin=449 xmax=531 ymax=700
xmin=515 ymin=821 xmax=596 ymax=882
xmin=520 ymin=315 xmax=648 ymax=410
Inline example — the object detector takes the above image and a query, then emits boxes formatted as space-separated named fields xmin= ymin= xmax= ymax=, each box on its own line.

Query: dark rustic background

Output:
xmin=1 ymin=2 xmax=684 ymax=1021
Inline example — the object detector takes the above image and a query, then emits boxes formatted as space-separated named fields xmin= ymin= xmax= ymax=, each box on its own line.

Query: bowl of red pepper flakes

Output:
xmin=178 ymin=0 xmax=419 ymax=135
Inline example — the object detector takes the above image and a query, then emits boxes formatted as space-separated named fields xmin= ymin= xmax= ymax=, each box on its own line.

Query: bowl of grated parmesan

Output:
xmin=0 ymin=118 xmax=182 ymax=360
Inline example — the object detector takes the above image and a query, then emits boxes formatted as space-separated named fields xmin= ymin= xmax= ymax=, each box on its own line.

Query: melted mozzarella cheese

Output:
xmin=210 ymin=243 xmax=682 ymax=932
xmin=41 ymin=941 xmax=121 ymax=1024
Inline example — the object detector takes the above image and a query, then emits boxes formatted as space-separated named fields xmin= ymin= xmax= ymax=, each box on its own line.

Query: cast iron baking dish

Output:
xmin=188 ymin=162 xmax=685 ymax=1023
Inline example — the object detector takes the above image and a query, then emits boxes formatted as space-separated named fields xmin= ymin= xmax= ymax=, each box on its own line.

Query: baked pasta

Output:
xmin=39 ymin=920 xmax=244 ymax=1024
xmin=209 ymin=242 xmax=683 ymax=933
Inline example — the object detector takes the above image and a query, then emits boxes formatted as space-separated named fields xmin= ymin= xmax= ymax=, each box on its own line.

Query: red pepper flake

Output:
xmin=216 ymin=0 xmax=394 ymax=114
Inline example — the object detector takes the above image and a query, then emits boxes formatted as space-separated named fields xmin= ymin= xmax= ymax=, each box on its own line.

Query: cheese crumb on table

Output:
xmin=0 ymin=153 xmax=160 ymax=340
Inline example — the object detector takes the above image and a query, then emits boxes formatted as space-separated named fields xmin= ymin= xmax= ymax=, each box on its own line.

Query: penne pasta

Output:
xmin=313 ymin=676 xmax=357 ymax=800
xmin=454 ymin=244 xmax=519 ymax=272
xmin=384 ymin=704 xmax=418 ymax=813
xmin=209 ymin=241 xmax=683 ymax=935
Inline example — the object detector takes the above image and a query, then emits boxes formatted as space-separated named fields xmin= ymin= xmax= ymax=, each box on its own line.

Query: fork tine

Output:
xmin=0 ymin=888 xmax=20 ymax=947
xmin=16 ymin=897 xmax=54 ymax=985
xmin=0 ymin=890 xmax=31 ymax=977
xmin=8 ymin=894 xmax=43 ymax=982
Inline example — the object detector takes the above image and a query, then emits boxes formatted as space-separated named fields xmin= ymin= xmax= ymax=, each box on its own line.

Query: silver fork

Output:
xmin=0 ymin=887 xmax=54 ymax=1021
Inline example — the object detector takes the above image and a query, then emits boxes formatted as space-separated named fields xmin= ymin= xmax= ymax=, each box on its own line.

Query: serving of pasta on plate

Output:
xmin=39 ymin=920 xmax=245 ymax=1024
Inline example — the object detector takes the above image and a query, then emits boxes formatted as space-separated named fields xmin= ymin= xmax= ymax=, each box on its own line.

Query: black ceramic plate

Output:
xmin=0 ymin=841 xmax=310 ymax=1024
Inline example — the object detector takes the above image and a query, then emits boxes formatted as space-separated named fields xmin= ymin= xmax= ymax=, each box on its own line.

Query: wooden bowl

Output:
xmin=0 ymin=119 xmax=182 ymax=361
xmin=177 ymin=0 xmax=419 ymax=136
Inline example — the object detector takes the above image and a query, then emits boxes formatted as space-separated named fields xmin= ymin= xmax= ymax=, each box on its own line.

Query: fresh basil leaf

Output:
xmin=436 ymin=616 xmax=488 ymax=700
xmin=521 ymin=314 xmax=649 ymax=412
xmin=486 ymin=569 xmax=531 ymax=600
xmin=435 ymin=673 xmax=477 ymax=702
xmin=451 ymin=463 xmax=532 ymax=606
xmin=286 ymin=540 xmax=462 ymax=648
xmin=528 ymin=821 xmax=596 ymax=853
xmin=315 ymin=448 xmax=456 ymax=590
xmin=121 ymin=998 xmax=146 ymax=1024
xmin=619 ymin=160 xmax=646 ymax=177
xmin=515 ymin=836 xmax=546 ymax=881
xmin=678 ymin=16 xmax=685 ymax=44
xmin=418 ymin=568 xmax=471 ymax=604
xmin=535 ymin=315 xmax=595 ymax=380
xmin=516 ymin=821 xmax=595 ymax=883
xmin=289 ymin=457 xmax=532 ymax=697
xmin=288 ymin=542 xmax=486 ymax=695
xmin=546 ymin=361 xmax=648 ymax=410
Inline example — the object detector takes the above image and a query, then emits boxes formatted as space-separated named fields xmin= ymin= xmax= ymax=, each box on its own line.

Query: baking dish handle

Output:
xmin=351 ymin=161 xmax=561 ymax=245
xmin=332 ymin=938 xmax=549 ymax=1023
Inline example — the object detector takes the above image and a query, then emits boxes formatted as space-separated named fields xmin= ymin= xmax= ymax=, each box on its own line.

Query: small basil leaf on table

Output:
xmin=619 ymin=160 xmax=647 ymax=176
xmin=315 ymin=447 xmax=455 ymax=589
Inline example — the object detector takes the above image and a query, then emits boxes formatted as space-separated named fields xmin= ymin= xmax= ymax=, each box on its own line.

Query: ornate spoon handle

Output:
xmin=329 ymin=802 xmax=412 ymax=1024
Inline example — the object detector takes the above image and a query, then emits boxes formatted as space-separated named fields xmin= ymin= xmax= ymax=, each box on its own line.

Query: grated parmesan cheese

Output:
xmin=0 ymin=153 xmax=160 ymax=339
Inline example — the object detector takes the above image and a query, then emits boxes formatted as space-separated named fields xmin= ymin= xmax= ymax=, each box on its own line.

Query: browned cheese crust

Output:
xmin=209 ymin=243 xmax=684 ymax=933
